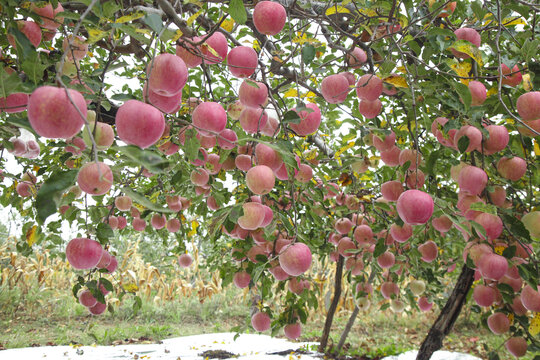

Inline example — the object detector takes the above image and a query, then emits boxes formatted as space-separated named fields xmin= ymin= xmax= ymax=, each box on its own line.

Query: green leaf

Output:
xmin=470 ymin=220 xmax=487 ymax=239
xmin=21 ymin=54 xmax=48 ymax=85
xmin=452 ymin=82 xmax=472 ymax=111
xmin=458 ymin=136 xmax=471 ymax=153
xmin=282 ymin=110 xmax=302 ymax=124
xmin=111 ymin=93 xmax=137 ymax=101
xmin=228 ymin=0 xmax=247 ymax=25
xmin=374 ymin=200 xmax=391 ymax=212
xmin=116 ymin=145 xmax=170 ymax=174
xmin=0 ymin=70 xmax=23 ymax=98
xmin=244 ymin=79 xmax=260 ymax=88
xmin=502 ymin=245 xmax=516 ymax=259
xmin=301 ymin=45 xmax=316 ymax=65
xmin=122 ymin=187 xmax=174 ymax=213
xmin=171 ymin=170 xmax=184 ymax=185
xmin=469 ymin=202 xmax=498 ymax=215
xmin=426 ymin=150 xmax=440 ymax=175
xmin=9 ymin=26 xmax=35 ymax=58
xmin=184 ymin=130 xmax=201 ymax=162
xmin=98 ymin=277 xmax=114 ymax=292
xmin=470 ymin=1 xmax=486 ymax=21
xmin=522 ymin=39 xmax=540 ymax=63
xmin=373 ymin=239 xmax=386 ymax=258
xmin=501 ymin=214 xmax=531 ymax=242
xmin=35 ymin=170 xmax=78 ymax=223
xmin=143 ymin=13 xmax=163 ymax=34
xmin=96 ymin=223 xmax=114 ymax=243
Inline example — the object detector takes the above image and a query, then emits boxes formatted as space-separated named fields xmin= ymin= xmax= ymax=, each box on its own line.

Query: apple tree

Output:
xmin=0 ymin=0 xmax=539 ymax=359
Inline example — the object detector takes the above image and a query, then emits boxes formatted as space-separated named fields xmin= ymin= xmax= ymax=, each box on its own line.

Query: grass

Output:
xmin=0 ymin=285 xmax=249 ymax=348
xmin=1 ymin=283 xmax=534 ymax=360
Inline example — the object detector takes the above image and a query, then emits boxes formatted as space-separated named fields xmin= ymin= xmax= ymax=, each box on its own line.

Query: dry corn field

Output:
xmin=0 ymin=236 xmax=365 ymax=319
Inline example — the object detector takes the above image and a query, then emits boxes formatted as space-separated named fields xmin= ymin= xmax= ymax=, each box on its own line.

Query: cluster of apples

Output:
xmin=15 ymin=171 xmax=38 ymax=198
xmin=320 ymin=63 xmax=389 ymax=120
xmin=324 ymin=186 xmax=435 ymax=313
xmin=8 ymin=137 xmax=40 ymax=159
xmin=65 ymin=237 xmax=118 ymax=315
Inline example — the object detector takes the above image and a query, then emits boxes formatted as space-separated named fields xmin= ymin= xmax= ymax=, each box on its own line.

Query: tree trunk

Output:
xmin=318 ymin=255 xmax=344 ymax=352
xmin=335 ymin=305 xmax=359 ymax=354
xmin=416 ymin=265 xmax=475 ymax=360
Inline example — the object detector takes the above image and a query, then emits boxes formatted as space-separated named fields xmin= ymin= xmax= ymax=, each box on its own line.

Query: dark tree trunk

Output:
xmin=335 ymin=305 xmax=359 ymax=354
xmin=416 ymin=265 xmax=475 ymax=360
xmin=318 ymin=255 xmax=344 ymax=352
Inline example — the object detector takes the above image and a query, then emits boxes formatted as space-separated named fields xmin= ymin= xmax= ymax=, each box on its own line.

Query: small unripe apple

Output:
xmin=409 ymin=279 xmax=426 ymax=296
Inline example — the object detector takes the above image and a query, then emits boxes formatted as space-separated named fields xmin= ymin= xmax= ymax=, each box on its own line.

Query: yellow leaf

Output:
xmin=486 ymin=87 xmax=498 ymax=97
xmin=359 ymin=174 xmax=372 ymax=181
xmin=450 ymin=43 xmax=484 ymax=67
xmin=523 ymin=73 xmax=533 ymax=92
xmin=334 ymin=141 xmax=355 ymax=158
xmin=253 ymin=40 xmax=260 ymax=51
xmin=494 ymin=246 xmax=505 ymax=255
xmin=397 ymin=66 xmax=407 ymax=74
xmin=220 ymin=18 xmax=235 ymax=32
xmin=187 ymin=220 xmax=199 ymax=237
xmin=123 ymin=283 xmax=139 ymax=293
xmin=115 ymin=12 xmax=145 ymax=23
xmin=326 ymin=6 xmax=350 ymax=16
xmin=201 ymin=43 xmax=219 ymax=57
xmin=187 ymin=10 xmax=203 ymax=26
xmin=502 ymin=17 xmax=526 ymax=26
xmin=283 ymin=88 xmax=298 ymax=98
xmin=449 ymin=61 xmax=472 ymax=85
xmin=171 ymin=29 xmax=183 ymax=43
xmin=26 ymin=225 xmax=38 ymax=246
xmin=398 ymin=15 xmax=408 ymax=28
xmin=482 ymin=13 xmax=494 ymax=26
xmin=384 ymin=74 xmax=409 ymax=88
xmin=358 ymin=8 xmax=377 ymax=17
xmin=304 ymin=148 xmax=318 ymax=161
xmin=134 ymin=203 xmax=145 ymax=211
xmin=529 ymin=312 xmax=540 ymax=336
xmin=87 ymin=28 xmax=108 ymax=44
xmin=303 ymin=91 xmax=316 ymax=98
xmin=533 ymin=139 xmax=540 ymax=158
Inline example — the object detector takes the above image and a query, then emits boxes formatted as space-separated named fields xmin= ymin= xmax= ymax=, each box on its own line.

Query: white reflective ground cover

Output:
xmin=0 ymin=332 xmax=481 ymax=360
